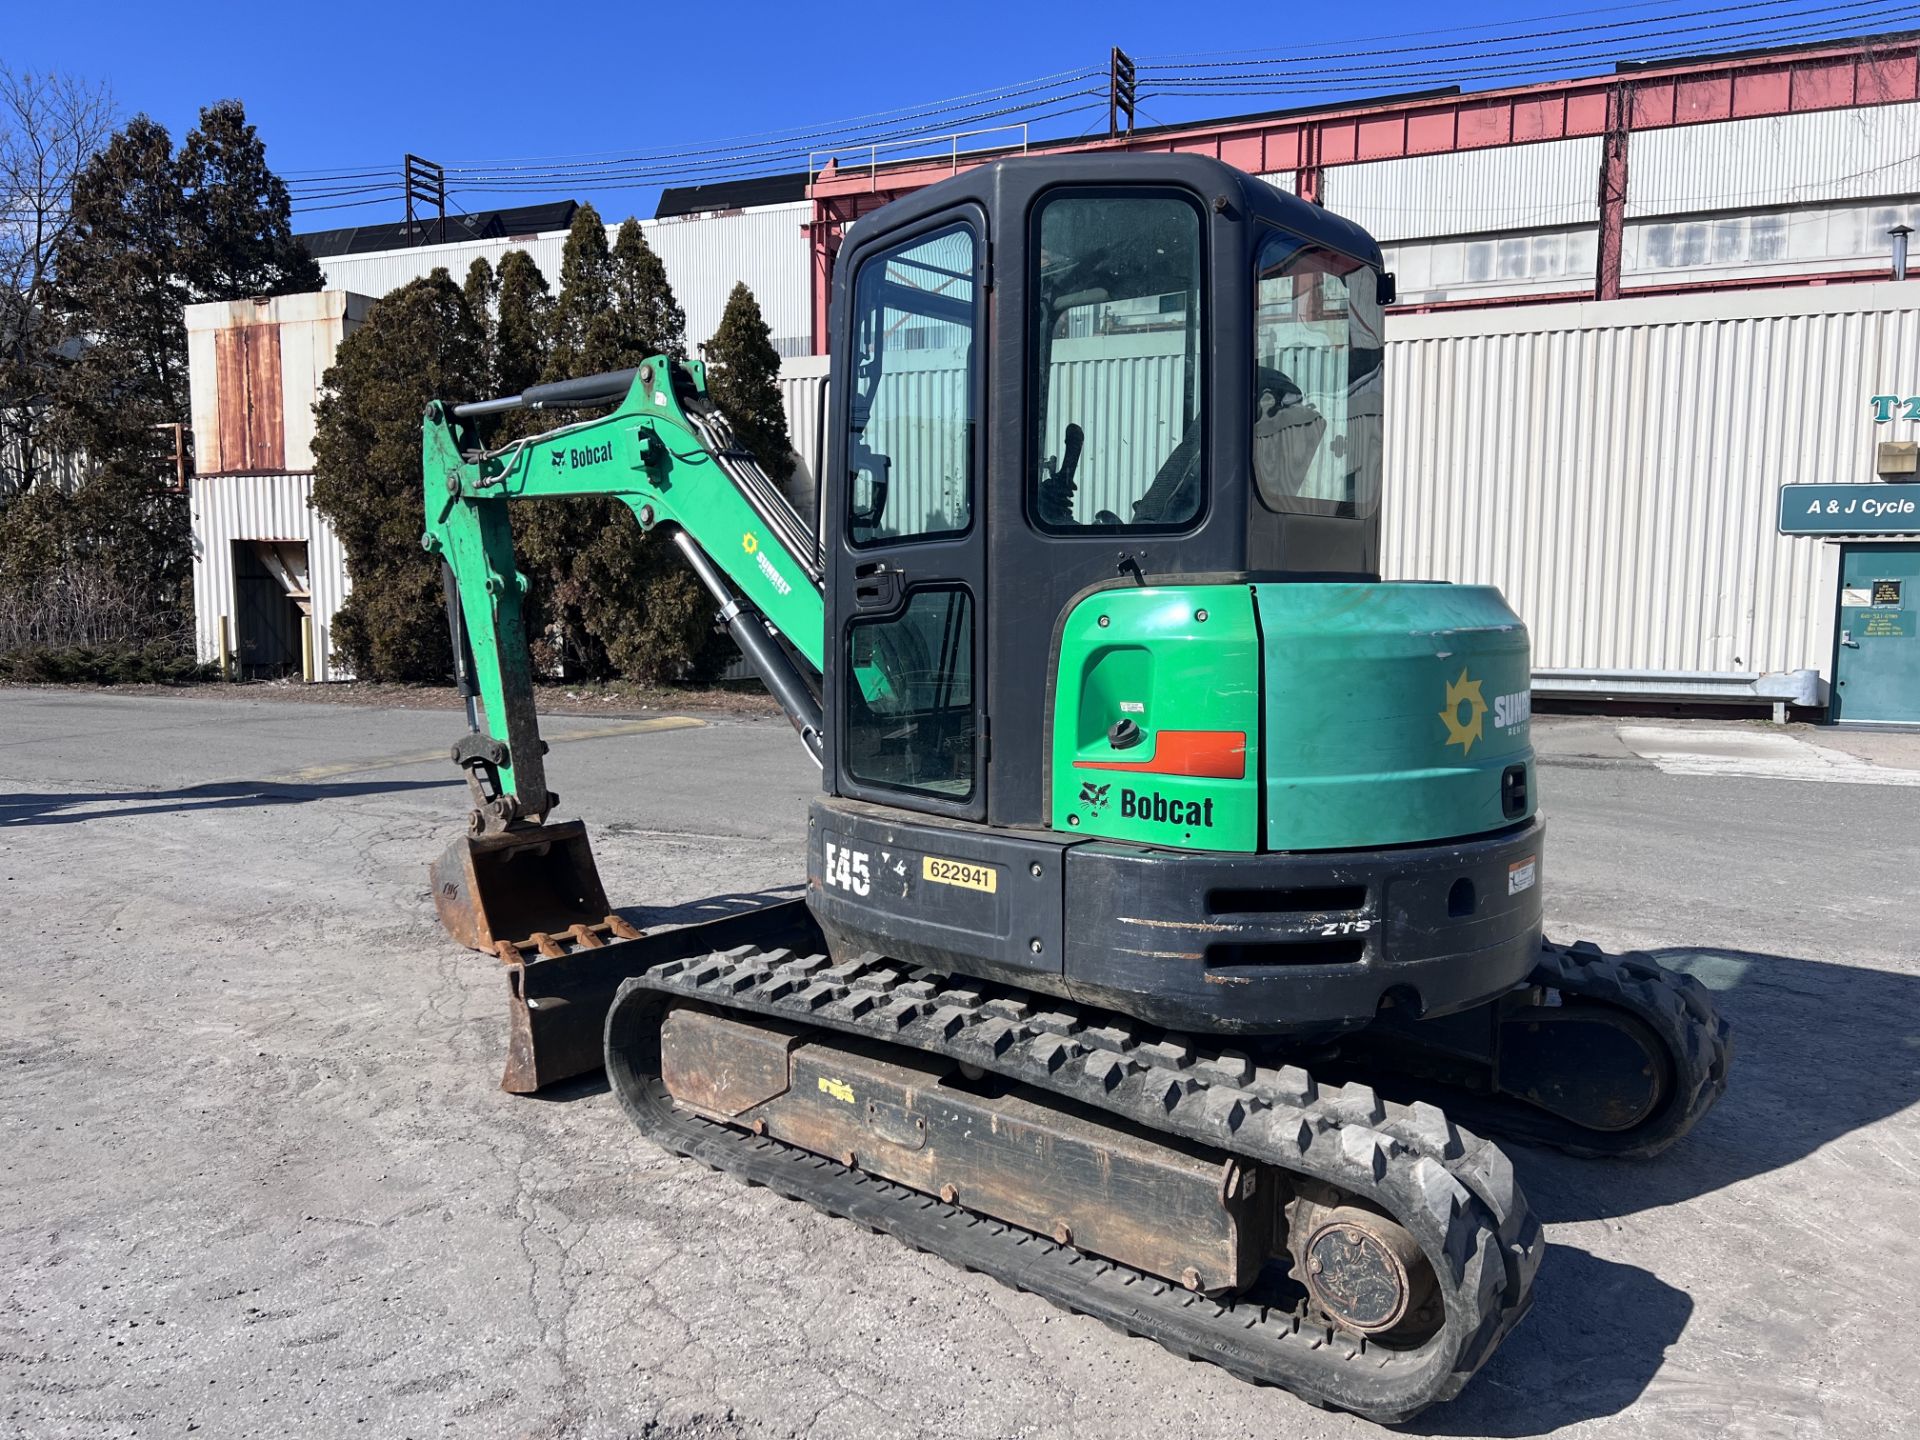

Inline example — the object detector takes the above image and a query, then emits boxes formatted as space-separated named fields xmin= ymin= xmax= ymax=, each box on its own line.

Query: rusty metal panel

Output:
xmin=185 ymin=292 xmax=367 ymax=476
xmin=212 ymin=328 xmax=245 ymax=473
xmin=209 ymin=324 xmax=283 ymax=473
xmin=246 ymin=325 xmax=285 ymax=472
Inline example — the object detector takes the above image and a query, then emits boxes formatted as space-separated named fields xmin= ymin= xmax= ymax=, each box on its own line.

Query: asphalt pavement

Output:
xmin=3 ymin=688 xmax=1917 ymax=1440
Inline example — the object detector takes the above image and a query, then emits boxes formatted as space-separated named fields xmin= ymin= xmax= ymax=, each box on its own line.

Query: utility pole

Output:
xmin=1108 ymin=48 xmax=1137 ymax=139
xmin=403 ymin=154 xmax=447 ymax=245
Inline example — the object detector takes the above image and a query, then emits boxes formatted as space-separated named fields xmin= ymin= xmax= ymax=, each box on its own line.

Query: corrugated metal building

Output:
xmin=1383 ymin=284 xmax=1918 ymax=707
xmin=184 ymin=292 xmax=368 ymax=681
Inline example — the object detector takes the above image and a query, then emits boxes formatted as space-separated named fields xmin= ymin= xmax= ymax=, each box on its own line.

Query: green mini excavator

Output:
xmin=420 ymin=154 xmax=1730 ymax=1421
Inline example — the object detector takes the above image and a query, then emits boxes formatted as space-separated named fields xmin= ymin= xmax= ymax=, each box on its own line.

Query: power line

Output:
xmin=1139 ymin=7 xmax=1915 ymax=94
xmin=285 ymin=6 xmax=1915 ymax=216
xmin=1136 ymin=0 xmax=1876 ymax=68
xmin=1139 ymin=0 xmax=1818 ymax=59
xmin=285 ymin=68 xmax=1103 ymax=193
xmin=291 ymin=90 xmax=1108 ymax=210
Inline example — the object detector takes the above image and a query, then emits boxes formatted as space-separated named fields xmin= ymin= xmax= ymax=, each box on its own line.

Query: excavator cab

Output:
xmin=807 ymin=156 xmax=1543 ymax=1035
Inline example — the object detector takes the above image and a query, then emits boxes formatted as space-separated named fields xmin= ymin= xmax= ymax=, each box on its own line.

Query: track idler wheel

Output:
xmin=1293 ymin=1202 xmax=1437 ymax=1337
xmin=1497 ymin=1004 xmax=1669 ymax=1133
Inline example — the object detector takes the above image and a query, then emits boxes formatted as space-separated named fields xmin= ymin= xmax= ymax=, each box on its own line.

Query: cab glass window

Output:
xmin=1029 ymin=192 xmax=1204 ymax=532
xmin=1252 ymin=230 xmax=1384 ymax=518
xmin=844 ymin=588 xmax=975 ymax=800
xmin=846 ymin=225 xmax=977 ymax=546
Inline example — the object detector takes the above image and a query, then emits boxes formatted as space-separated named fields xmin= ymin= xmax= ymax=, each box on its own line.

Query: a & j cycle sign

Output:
xmin=1778 ymin=485 xmax=1920 ymax=535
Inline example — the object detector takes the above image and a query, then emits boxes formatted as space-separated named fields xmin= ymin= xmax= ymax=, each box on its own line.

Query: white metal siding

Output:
xmin=314 ymin=202 xmax=813 ymax=355
xmin=643 ymin=204 xmax=812 ymax=355
xmin=190 ymin=472 xmax=353 ymax=681
xmin=1323 ymin=137 xmax=1602 ymax=242
xmin=1629 ymin=101 xmax=1920 ymax=218
xmin=1383 ymin=284 xmax=1920 ymax=680
xmin=779 ymin=354 xmax=831 ymax=502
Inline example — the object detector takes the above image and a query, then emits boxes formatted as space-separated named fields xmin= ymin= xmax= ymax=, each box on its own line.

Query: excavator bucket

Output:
xmin=430 ymin=820 xmax=611 ymax=955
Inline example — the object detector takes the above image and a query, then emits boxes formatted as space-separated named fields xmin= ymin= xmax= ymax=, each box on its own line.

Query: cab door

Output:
xmin=827 ymin=210 xmax=989 ymax=821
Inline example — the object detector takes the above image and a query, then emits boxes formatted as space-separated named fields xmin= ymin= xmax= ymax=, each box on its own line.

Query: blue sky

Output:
xmin=9 ymin=0 xmax=1897 ymax=230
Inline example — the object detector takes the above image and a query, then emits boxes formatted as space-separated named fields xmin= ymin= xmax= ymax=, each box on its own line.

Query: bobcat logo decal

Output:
xmin=1078 ymin=780 xmax=1112 ymax=815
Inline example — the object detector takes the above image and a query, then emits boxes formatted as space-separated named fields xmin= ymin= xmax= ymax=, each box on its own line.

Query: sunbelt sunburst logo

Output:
xmin=1439 ymin=668 xmax=1488 ymax=756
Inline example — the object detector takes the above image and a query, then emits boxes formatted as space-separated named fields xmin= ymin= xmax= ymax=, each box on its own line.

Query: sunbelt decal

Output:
xmin=1493 ymin=689 xmax=1531 ymax=731
xmin=1440 ymin=668 xmax=1529 ymax=756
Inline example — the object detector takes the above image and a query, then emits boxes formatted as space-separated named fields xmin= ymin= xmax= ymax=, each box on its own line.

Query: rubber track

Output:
xmin=605 ymin=948 xmax=1545 ymax=1423
xmin=1465 ymin=940 xmax=1735 ymax=1160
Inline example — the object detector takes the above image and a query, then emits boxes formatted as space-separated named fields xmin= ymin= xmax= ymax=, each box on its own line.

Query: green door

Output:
xmin=1833 ymin=542 xmax=1920 ymax=723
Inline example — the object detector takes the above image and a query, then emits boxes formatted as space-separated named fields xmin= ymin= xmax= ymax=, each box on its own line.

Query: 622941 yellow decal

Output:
xmin=922 ymin=856 xmax=998 ymax=893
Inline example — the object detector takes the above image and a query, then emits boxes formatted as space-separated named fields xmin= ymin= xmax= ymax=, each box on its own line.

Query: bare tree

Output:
xmin=0 ymin=65 xmax=115 ymax=500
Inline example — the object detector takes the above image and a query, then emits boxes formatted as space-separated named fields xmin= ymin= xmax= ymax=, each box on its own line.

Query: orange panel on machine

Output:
xmin=1075 ymin=730 xmax=1247 ymax=780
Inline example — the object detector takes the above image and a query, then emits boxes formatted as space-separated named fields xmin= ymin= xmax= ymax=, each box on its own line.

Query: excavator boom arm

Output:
xmin=421 ymin=357 xmax=825 ymax=822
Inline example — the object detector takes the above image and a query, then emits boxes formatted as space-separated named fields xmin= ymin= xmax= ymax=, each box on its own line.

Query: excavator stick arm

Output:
xmin=420 ymin=358 xmax=826 ymax=956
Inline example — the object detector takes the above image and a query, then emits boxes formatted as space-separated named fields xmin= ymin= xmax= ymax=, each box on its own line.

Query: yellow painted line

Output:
xmin=267 ymin=715 xmax=704 ymax=783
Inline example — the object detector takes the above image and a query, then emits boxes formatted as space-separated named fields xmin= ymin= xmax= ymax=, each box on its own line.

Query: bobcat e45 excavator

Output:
xmin=420 ymin=154 xmax=1731 ymax=1421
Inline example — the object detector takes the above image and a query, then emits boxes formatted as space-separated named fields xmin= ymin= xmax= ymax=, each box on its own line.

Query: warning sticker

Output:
xmin=1508 ymin=856 xmax=1538 ymax=896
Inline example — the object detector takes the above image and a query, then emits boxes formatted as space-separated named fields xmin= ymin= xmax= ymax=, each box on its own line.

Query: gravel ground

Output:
xmin=3 ymin=688 xmax=1917 ymax=1440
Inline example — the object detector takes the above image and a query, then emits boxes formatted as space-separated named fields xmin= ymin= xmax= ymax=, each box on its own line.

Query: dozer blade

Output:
xmin=502 ymin=898 xmax=821 ymax=1094
xmin=430 ymin=819 xmax=610 ymax=954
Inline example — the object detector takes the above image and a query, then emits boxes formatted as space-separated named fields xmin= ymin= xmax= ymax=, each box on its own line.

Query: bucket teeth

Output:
xmin=429 ymin=819 xmax=610 ymax=953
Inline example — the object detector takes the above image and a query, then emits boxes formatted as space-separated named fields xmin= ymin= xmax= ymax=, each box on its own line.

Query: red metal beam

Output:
xmin=1595 ymin=83 xmax=1632 ymax=301
xmin=805 ymin=34 xmax=1920 ymax=349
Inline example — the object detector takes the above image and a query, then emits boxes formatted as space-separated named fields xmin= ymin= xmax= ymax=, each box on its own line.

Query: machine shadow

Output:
xmin=0 ymin=777 xmax=462 ymax=826
xmin=611 ymin=884 xmax=808 ymax=932
xmin=1503 ymin=946 xmax=1920 ymax=1225
xmin=1401 ymin=1245 xmax=1692 ymax=1437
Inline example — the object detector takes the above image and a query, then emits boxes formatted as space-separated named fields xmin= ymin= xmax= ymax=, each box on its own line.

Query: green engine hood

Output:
xmin=1256 ymin=582 xmax=1534 ymax=850
xmin=1050 ymin=581 xmax=1535 ymax=853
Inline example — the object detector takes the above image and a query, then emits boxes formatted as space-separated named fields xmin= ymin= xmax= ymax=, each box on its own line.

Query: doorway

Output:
xmin=1832 ymin=542 xmax=1920 ymax=723
xmin=231 ymin=540 xmax=312 ymax=679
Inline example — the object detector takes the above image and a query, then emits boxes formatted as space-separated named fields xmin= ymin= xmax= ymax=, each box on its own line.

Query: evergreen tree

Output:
xmin=310 ymin=269 xmax=488 ymax=680
xmin=462 ymin=256 xmax=497 ymax=393
xmin=610 ymin=218 xmax=685 ymax=362
xmin=175 ymin=99 xmax=324 ymax=301
xmin=23 ymin=115 xmax=192 ymax=600
xmin=493 ymin=249 xmax=550 ymax=396
xmin=541 ymin=204 xmax=614 ymax=381
xmin=512 ymin=208 xmax=716 ymax=682
xmin=705 ymin=281 xmax=794 ymax=485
